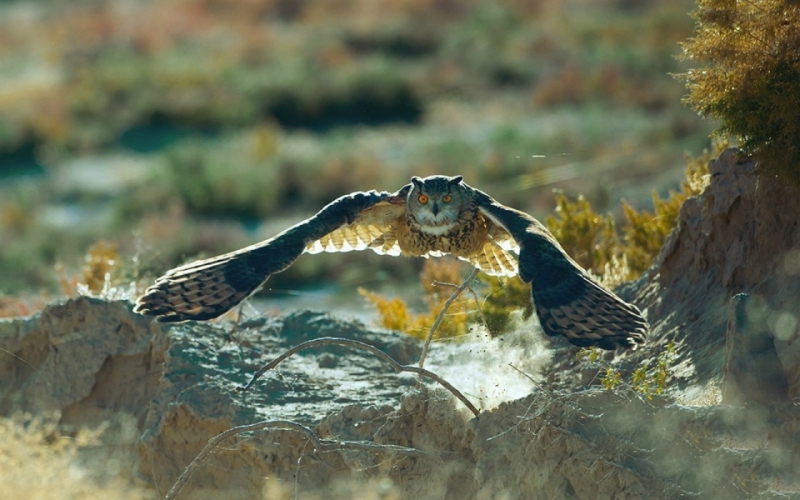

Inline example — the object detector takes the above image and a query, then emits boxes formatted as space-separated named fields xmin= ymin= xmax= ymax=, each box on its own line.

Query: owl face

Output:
xmin=407 ymin=175 xmax=466 ymax=234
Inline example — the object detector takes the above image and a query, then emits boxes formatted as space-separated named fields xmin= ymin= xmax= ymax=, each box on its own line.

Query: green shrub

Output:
xmin=157 ymin=128 xmax=282 ymax=217
xmin=679 ymin=0 xmax=800 ymax=180
xmin=546 ymin=193 xmax=621 ymax=278
xmin=360 ymin=258 xmax=474 ymax=340
xmin=579 ymin=342 xmax=676 ymax=397
xmin=480 ymin=275 xmax=532 ymax=336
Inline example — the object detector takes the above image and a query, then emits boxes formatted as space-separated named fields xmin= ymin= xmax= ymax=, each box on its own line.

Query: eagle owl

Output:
xmin=135 ymin=175 xmax=648 ymax=350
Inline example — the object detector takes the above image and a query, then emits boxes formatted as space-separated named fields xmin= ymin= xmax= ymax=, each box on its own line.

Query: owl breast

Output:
xmin=396 ymin=209 xmax=487 ymax=258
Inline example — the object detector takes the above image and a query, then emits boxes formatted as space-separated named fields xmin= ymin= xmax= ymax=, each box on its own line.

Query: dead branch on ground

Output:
xmin=164 ymin=419 xmax=441 ymax=500
xmin=168 ymin=273 xmax=485 ymax=499
xmin=237 ymin=336 xmax=479 ymax=417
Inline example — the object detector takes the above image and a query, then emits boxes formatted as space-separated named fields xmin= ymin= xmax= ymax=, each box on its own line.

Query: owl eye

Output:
xmin=418 ymin=194 xmax=429 ymax=204
xmin=442 ymin=195 xmax=453 ymax=203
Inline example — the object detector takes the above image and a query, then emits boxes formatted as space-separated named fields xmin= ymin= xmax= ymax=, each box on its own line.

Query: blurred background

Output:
xmin=0 ymin=0 xmax=714 ymax=308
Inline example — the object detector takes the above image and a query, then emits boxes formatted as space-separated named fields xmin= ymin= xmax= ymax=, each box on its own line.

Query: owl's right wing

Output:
xmin=303 ymin=187 xmax=410 ymax=257
xmin=472 ymin=188 xmax=648 ymax=350
xmin=460 ymin=217 xmax=520 ymax=277
xmin=134 ymin=188 xmax=408 ymax=322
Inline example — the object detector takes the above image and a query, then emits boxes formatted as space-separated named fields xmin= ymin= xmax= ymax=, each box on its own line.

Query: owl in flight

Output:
xmin=135 ymin=175 xmax=648 ymax=350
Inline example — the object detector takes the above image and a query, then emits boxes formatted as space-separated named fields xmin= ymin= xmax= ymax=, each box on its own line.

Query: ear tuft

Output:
xmin=449 ymin=175 xmax=464 ymax=185
xmin=411 ymin=176 xmax=424 ymax=188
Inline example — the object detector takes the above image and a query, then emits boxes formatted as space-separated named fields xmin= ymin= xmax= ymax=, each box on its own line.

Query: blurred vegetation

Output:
xmin=0 ymin=412 xmax=150 ymax=499
xmin=479 ymin=275 xmax=533 ymax=337
xmin=547 ymin=142 xmax=720 ymax=285
xmin=0 ymin=0 xmax=716 ymax=299
xmin=679 ymin=0 xmax=800 ymax=181
xmin=0 ymin=0 xmax=703 ymax=158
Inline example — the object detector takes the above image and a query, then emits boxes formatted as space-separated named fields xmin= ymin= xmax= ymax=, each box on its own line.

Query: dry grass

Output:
xmin=0 ymin=413 xmax=152 ymax=500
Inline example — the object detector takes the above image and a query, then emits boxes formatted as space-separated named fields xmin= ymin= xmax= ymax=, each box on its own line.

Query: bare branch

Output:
xmin=432 ymin=277 xmax=488 ymax=328
xmin=237 ymin=337 xmax=480 ymax=417
xmin=164 ymin=420 xmax=321 ymax=500
xmin=417 ymin=267 xmax=480 ymax=386
xmin=164 ymin=419 xmax=440 ymax=500
xmin=507 ymin=362 xmax=540 ymax=386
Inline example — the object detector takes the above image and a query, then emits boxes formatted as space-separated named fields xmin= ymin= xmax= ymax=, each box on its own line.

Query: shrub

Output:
xmin=579 ymin=342 xmax=676 ymax=398
xmin=360 ymin=258 xmax=474 ymax=340
xmin=57 ymin=240 xmax=141 ymax=300
xmin=679 ymin=0 xmax=800 ymax=180
xmin=546 ymin=192 xmax=621 ymax=278
xmin=479 ymin=275 xmax=532 ymax=337
xmin=547 ymin=143 xmax=717 ymax=284
xmin=157 ymin=129 xmax=282 ymax=217
xmin=0 ymin=413 xmax=148 ymax=500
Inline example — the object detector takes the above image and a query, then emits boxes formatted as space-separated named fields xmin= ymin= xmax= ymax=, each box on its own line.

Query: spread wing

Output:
xmin=134 ymin=189 xmax=407 ymax=322
xmin=473 ymin=189 xmax=648 ymax=350
xmin=304 ymin=198 xmax=407 ymax=257
xmin=459 ymin=215 xmax=520 ymax=277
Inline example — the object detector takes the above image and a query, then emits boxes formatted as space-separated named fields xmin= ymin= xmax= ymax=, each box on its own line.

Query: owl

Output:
xmin=135 ymin=175 xmax=648 ymax=350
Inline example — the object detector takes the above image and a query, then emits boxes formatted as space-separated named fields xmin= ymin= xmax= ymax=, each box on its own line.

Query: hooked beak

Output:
xmin=431 ymin=203 xmax=439 ymax=216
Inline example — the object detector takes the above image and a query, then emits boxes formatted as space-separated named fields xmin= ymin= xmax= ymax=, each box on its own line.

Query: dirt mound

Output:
xmin=632 ymin=148 xmax=800 ymax=399
xmin=1 ymin=149 xmax=798 ymax=499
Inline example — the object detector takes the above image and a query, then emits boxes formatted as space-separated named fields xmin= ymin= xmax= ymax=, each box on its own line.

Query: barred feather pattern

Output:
xmin=462 ymin=219 xmax=519 ymax=277
xmin=527 ymin=242 xmax=648 ymax=350
xmin=135 ymin=177 xmax=648 ymax=351
xmin=133 ymin=232 xmax=309 ymax=322
xmin=475 ymin=193 xmax=648 ymax=350
xmin=135 ymin=189 xmax=398 ymax=322
xmin=305 ymin=223 xmax=402 ymax=256
xmin=133 ymin=252 xmax=256 ymax=322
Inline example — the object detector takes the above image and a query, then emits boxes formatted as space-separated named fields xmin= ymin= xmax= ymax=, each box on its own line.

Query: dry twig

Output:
xmin=164 ymin=420 xmax=318 ymax=500
xmin=432 ymin=277 xmax=488 ymax=329
xmin=167 ymin=271 xmax=487 ymax=499
xmin=164 ymin=419 xmax=439 ymax=500
xmin=417 ymin=267 xmax=480 ymax=387
xmin=238 ymin=337 xmax=479 ymax=417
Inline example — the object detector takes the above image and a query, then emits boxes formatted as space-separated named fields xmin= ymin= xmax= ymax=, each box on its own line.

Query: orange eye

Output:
xmin=442 ymin=195 xmax=452 ymax=203
xmin=418 ymin=194 xmax=429 ymax=204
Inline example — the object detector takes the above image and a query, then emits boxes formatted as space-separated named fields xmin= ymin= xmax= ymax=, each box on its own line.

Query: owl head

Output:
xmin=407 ymin=175 xmax=466 ymax=230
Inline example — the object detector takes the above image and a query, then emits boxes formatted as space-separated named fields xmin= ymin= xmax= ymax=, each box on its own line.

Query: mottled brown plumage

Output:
xmin=135 ymin=175 xmax=648 ymax=350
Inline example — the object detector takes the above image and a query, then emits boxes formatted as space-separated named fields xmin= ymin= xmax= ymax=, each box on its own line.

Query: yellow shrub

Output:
xmin=360 ymin=259 xmax=473 ymax=340
xmin=548 ymin=144 xmax=718 ymax=284
xmin=546 ymin=193 xmax=620 ymax=277
xmin=479 ymin=275 xmax=532 ymax=336
xmin=579 ymin=342 xmax=676 ymax=397
xmin=0 ymin=413 xmax=150 ymax=500
xmin=57 ymin=239 xmax=140 ymax=300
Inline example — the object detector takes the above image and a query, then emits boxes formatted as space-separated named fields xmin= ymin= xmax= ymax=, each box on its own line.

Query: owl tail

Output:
xmin=532 ymin=271 xmax=648 ymax=350
xmin=134 ymin=252 xmax=265 ymax=323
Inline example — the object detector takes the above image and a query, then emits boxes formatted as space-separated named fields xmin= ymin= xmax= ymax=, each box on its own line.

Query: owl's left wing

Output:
xmin=135 ymin=188 xmax=407 ymax=322
xmin=472 ymin=188 xmax=648 ymax=350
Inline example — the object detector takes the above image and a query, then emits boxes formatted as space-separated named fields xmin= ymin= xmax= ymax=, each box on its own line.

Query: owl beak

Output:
xmin=431 ymin=203 xmax=439 ymax=216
